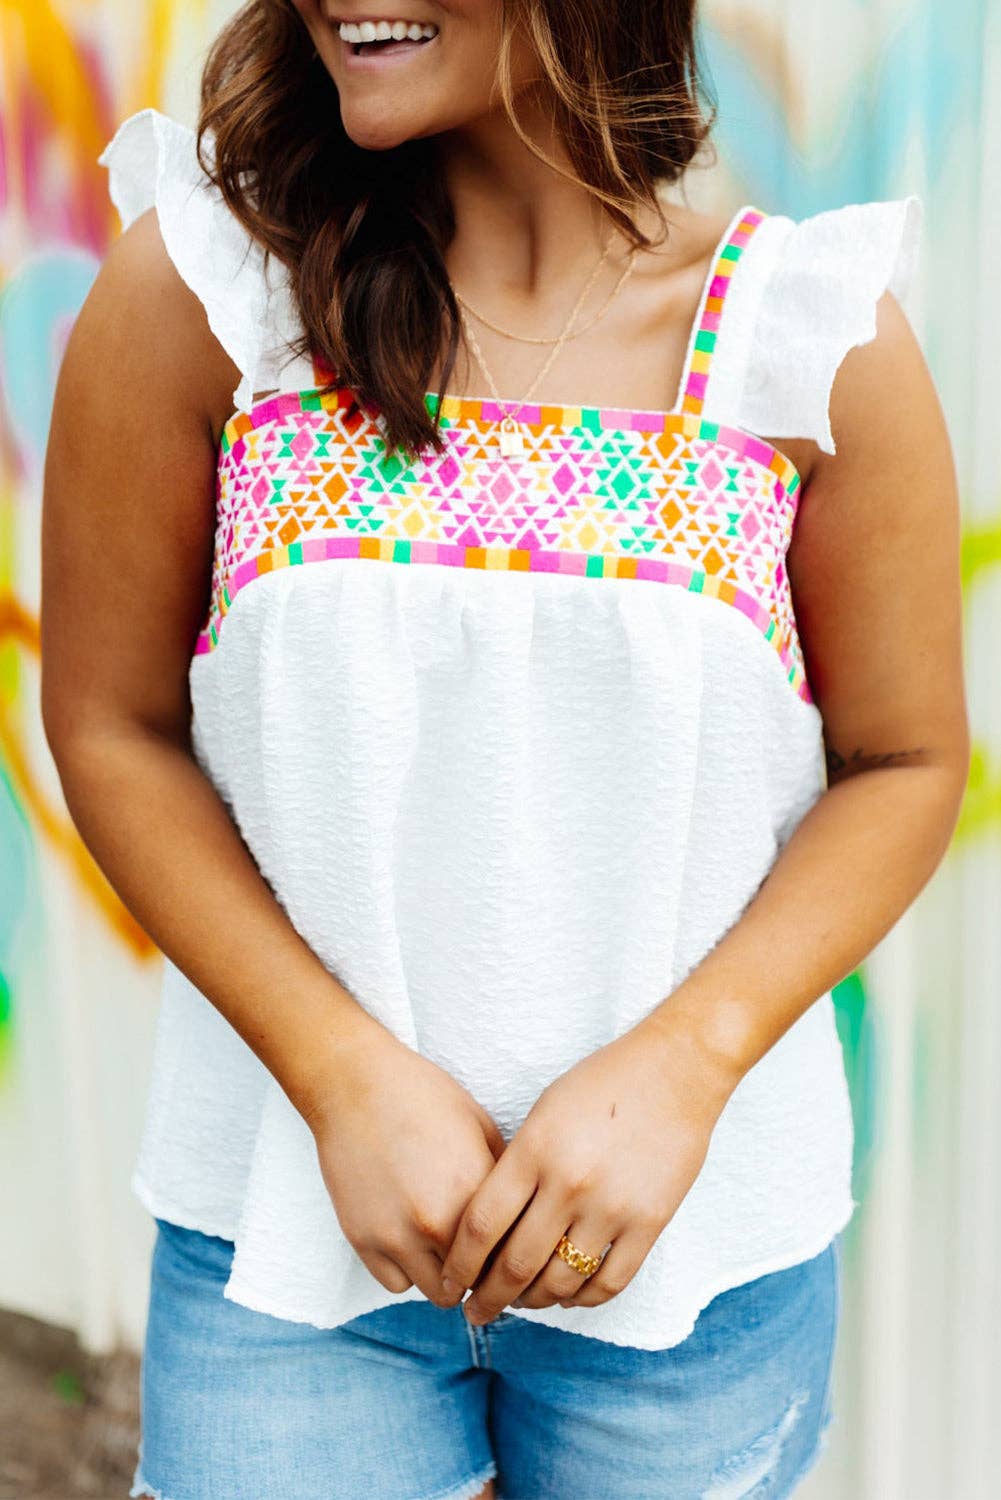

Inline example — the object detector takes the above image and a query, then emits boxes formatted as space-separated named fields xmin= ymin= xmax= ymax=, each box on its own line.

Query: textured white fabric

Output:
xmin=100 ymin=109 xmax=923 ymax=1350
xmin=716 ymin=195 xmax=924 ymax=454
xmin=98 ymin=107 xmax=304 ymax=413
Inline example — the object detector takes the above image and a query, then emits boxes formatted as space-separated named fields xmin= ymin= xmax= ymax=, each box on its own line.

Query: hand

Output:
xmin=303 ymin=1016 xmax=508 ymax=1309
xmin=438 ymin=1012 xmax=741 ymax=1324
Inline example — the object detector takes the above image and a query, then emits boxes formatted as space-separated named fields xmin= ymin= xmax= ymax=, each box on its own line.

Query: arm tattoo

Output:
xmin=824 ymin=744 xmax=927 ymax=784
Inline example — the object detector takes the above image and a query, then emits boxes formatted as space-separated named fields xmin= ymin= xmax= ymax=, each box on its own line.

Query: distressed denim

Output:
xmin=132 ymin=1215 xmax=841 ymax=1500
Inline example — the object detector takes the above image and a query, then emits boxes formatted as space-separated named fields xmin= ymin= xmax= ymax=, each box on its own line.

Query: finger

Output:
xmin=560 ymin=1222 xmax=658 ymax=1308
xmin=461 ymin=1187 xmax=572 ymax=1324
xmin=440 ymin=1144 xmax=537 ymax=1296
xmin=405 ymin=1246 xmax=459 ymax=1307
xmin=478 ymin=1109 xmax=508 ymax=1162
xmin=359 ymin=1248 xmax=413 ymax=1296
xmin=515 ymin=1214 xmax=616 ymax=1309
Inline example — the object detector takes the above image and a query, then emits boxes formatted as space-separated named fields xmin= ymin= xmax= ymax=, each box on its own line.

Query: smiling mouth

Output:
xmin=335 ymin=18 xmax=439 ymax=56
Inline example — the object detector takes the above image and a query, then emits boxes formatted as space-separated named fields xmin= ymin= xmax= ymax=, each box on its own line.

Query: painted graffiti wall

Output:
xmin=1 ymin=3 xmax=997 ymax=1495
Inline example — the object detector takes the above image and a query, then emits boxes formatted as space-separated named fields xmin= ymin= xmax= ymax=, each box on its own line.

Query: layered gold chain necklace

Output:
xmin=453 ymin=229 xmax=639 ymax=458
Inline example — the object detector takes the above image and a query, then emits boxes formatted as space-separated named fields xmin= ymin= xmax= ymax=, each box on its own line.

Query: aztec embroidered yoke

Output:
xmin=99 ymin=108 xmax=924 ymax=1351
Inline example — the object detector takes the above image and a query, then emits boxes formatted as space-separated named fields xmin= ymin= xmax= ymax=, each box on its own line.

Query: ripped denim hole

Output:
xmin=702 ymin=1390 xmax=810 ymax=1499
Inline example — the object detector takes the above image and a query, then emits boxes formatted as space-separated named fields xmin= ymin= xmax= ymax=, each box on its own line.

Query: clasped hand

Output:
xmin=438 ymin=1014 xmax=739 ymax=1325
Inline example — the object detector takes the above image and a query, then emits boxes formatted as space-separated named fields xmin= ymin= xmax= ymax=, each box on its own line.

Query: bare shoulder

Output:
xmin=785 ymin=289 xmax=968 ymax=777
xmin=42 ymin=208 xmax=243 ymax=744
xmin=61 ymin=205 xmax=241 ymax=442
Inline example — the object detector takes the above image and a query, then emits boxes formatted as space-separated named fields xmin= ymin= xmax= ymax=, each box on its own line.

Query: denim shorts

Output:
xmin=131 ymin=1215 xmax=841 ymax=1500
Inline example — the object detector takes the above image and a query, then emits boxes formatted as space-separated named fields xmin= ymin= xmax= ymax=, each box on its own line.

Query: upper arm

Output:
xmin=41 ymin=207 xmax=241 ymax=749
xmin=786 ymin=289 xmax=970 ymax=785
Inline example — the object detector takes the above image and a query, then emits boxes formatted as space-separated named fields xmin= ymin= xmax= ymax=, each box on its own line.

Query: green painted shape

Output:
xmin=953 ymin=741 xmax=1001 ymax=844
xmin=287 ymin=542 xmax=303 ymax=566
xmin=960 ymin=515 xmax=1001 ymax=591
xmin=694 ymin=329 xmax=717 ymax=353
xmin=301 ymin=392 xmax=323 ymax=411
xmin=832 ymin=968 xmax=877 ymax=1200
xmin=51 ymin=1370 xmax=86 ymax=1406
xmin=0 ymin=969 xmax=10 ymax=1077
xmin=393 ymin=540 xmax=411 ymax=562
xmin=0 ymin=636 xmax=20 ymax=702
xmin=586 ymin=556 xmax=605 ymax=576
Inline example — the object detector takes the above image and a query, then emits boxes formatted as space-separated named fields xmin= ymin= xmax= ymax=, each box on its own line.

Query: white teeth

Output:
xmin=338 ymin=18 xmax=439 ymax=45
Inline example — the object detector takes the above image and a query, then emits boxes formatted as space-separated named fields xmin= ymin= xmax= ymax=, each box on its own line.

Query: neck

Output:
xmin=435 ymin=93 xmax=648 ymax=307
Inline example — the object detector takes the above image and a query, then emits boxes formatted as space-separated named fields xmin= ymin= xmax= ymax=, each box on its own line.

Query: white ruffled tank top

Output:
xmin=99 ymin=107 xmax=923 ymax=1351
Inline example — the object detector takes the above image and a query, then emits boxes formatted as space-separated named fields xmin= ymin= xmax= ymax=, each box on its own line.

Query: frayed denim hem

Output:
xmin=129 ymin=1457 xmax=498 ymax=1500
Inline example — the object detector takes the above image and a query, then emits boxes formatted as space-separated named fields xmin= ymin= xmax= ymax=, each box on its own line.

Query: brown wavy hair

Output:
xmin=198 ymin=0 xmax=717 ymax=461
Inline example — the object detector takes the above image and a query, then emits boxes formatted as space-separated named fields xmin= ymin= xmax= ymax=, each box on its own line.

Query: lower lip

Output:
xmin=340 ymin=33 xmax=438 ymax=69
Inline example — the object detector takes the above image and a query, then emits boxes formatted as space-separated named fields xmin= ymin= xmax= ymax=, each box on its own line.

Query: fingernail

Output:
xmin=441 ymin=1277 xmax=457 ymax=1295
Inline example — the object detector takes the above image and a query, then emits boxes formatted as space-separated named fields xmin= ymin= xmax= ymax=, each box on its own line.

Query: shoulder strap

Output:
xmin=675 ymin=205 xmax=769 ymax=417
xmin=308 ymin=209 xmax=772 ymax=412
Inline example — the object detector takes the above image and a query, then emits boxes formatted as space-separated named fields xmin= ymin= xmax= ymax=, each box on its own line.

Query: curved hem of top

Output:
xmin=496 ymin=1196 xmax=856 ymax=1350
xmin=213 ymin=1195 xmax=857 ymax=1350
xmin=132 ymin=1168 xmax=239 ymax=1244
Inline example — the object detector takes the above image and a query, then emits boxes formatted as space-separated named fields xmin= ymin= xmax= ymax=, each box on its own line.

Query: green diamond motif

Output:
xmin=611 ymin=469 xmax=637 ymax=500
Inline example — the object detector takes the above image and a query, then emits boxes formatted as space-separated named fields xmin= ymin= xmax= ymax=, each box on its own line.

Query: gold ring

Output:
xmin=554 ymin=1233 xmax=604 ymax=1279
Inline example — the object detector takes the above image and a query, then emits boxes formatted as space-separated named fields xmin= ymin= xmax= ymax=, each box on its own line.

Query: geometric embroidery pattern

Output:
xmin=198 ymin=205 xmax=814 ymax=704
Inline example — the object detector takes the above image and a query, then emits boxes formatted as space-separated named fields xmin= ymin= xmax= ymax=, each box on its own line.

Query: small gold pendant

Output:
xmin=499 ymin=415 xmax=527 ymax=458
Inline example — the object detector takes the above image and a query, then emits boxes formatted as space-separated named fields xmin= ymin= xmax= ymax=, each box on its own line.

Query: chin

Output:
xmin=340 ymin=110 xmax=424 ymax=151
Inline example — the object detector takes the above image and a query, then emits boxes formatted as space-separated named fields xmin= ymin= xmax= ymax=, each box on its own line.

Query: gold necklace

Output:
xmin=455 ymin=233 xmax=636 ymax=457
xmin=456 ymin=244 xmax=639 ymax=345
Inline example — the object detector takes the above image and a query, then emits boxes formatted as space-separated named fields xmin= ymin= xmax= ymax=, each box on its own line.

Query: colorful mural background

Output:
xmin=1 ymin=3 xmax=996 ymax=1495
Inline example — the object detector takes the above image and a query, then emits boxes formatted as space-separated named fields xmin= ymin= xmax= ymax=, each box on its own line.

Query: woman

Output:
xmin=41 ymin=1 xmax=968 ymax=1496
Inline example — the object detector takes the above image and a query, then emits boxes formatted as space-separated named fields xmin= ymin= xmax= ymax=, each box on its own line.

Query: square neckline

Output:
xmin=224 ymin=202 xmax=803 ymax=493
xmin=421 ymin=201 xmax=756 ymax=423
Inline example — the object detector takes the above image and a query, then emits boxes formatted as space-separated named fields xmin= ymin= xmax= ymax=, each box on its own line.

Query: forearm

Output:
xmin=641 ymin=756 xmax=969 ymax=1091
xmin=49 ymin=721 xmax=387 ymax=1122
